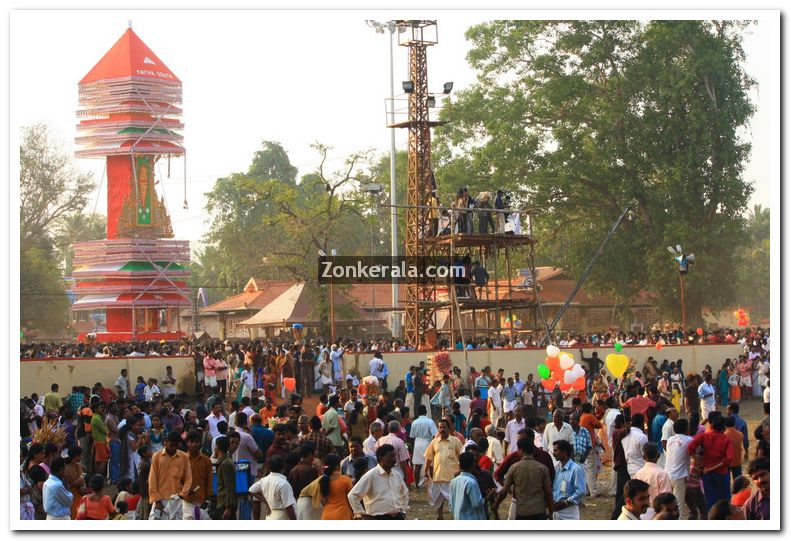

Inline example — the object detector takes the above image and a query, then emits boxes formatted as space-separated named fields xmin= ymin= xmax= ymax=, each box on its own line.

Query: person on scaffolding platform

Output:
xmin=494 ymin=190 xmax=506 ymax=234
xmin=476 ymin=192 xmax=496 ymax=235
xmin=455 ymin=188 xmax=469 ymax=234
xmin=428 ymin=191 xmax=440 ymax=237
xmin=465 ymin=188 xmax=476 ymax=234
xmin=471 ymin=261 xmax=490 ymax=301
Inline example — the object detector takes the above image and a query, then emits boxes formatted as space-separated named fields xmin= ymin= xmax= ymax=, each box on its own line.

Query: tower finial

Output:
xmin=128 ymin=20 xmax=132 ymax=29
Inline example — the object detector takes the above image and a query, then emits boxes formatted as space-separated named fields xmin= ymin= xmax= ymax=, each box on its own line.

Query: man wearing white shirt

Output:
xmin=368 ymin=352 xmax=389 ymax=390
xmin=330 ymin=345 xmax=344 ymax=383
xmin=144 ymin=379 xmax=161 ymax=401
xmin=240 ymin=365 xmax=255 ymax=399
xmin=364 ymin=421 xmax=384 ymax=457
xmin=347 ymin=445 xmax=409 ymax=519
xmin=697 ymin=373 xmax=716 ymax=420
xmin=543 ymin=409 xmax=574 ymax=455
xmin=409 ymin=405 xmax=438 ymax=486
xmin=660 ymin=408 xmax=678 ymax=451
xmin=249 ymin=455 xmax=296 ymax=519
xmin=454 ymin=391 xmax=472 ymax=421
xmin=621 ymin=414 xmax=648 ymax=476
xmin=504 ymin=406 xmax=526 ymax=454
xmin=488 ymin=381 xmax=503 ymax=428
xmin=664 ymin=418 xmax=692 ymax=519
xmin=206 ymin=402 xmax=227 ymax=439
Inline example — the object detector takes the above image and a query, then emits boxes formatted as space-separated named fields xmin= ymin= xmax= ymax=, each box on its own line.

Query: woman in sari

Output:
xmin=63 ymin=446 xmax=86 ymax=519
xmin=717 ymin=361 xmax=731 ymax=407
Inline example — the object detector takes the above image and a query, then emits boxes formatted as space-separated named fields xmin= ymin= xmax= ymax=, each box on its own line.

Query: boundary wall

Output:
xmin=20 ymin=344 xmax=744 ymax=398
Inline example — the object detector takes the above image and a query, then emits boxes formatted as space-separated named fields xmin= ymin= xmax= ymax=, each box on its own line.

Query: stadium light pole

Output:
xmin=366 ymin=19 xmax=401 ymax=339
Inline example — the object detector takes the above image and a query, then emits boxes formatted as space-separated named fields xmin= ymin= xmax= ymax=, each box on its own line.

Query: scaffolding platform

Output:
xmin=422 ymin=233 xmax=534 ymax=249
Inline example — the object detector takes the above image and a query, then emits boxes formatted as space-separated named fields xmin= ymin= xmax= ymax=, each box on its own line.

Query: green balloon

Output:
xmin=537 ymin=364 xmax=550 ymax=379
xmin=614 ymin=343 xmax=623 ymax=352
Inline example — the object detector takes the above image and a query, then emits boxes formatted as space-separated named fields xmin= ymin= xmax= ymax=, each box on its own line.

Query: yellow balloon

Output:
xmin=605 ymin=354 xmax=630 ymax=378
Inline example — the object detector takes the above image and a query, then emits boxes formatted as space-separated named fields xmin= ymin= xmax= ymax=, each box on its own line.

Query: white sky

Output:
xmin=10 ymin=10 xmax=774 ymax=248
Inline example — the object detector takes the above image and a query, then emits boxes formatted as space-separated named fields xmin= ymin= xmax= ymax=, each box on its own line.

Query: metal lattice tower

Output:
xmin=390 ymin=20 xmax=442 ymax=346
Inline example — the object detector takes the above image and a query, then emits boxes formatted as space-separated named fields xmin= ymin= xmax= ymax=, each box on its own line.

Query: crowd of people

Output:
xmin=19 ymin=327 xmax=768 ymax=358
xmin=20 ymin=328 xmax=770 ymax=522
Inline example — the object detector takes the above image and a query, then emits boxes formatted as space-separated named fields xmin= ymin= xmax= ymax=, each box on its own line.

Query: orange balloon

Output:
xmin=546 ymin=356 xmax=561 ymax=373
xmin=284 ymin=377 xmax=296 ymax=392
xmin=541 ymin=379 xmax=557 ymax=392
xmin=696 ymin=328 xmax=704 ymax=336
xmin=559 ymin=380 xmax=572 ymax=392
xmin=655 ymin=342 xmax=663 ymax=351
xmin=572 ymin=377 xmax=586 ymax=391
xmin=551 ymin=368 xmax=566 ymax=382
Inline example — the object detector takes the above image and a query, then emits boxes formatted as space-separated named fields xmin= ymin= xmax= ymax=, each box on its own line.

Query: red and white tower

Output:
xmin=71 ymin=26 xmax=191 ymax=342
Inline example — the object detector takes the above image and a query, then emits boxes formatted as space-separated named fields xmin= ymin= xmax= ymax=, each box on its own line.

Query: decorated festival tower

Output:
xmin=71 ymin=26 xmax=191 ymax=342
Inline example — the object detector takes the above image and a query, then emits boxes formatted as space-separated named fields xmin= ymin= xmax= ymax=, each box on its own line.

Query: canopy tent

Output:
xmin=238 ymin=283 xmax=385 ymax=329
xmin=238 ymin=283 xmax=316 ymax=327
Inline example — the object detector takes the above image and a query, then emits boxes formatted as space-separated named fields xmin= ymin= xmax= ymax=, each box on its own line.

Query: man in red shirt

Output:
xmin=623 ymin=387 xmax=656 ymax=431
xmin=687 ymin=415 xmax=733 ymax=510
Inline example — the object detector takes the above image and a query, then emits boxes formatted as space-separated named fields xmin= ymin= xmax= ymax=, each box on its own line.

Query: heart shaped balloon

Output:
xmin=559 ymin=352 xmax=575 ymax=370
xmin=564 ymin=363 xmax=585 ymax=384
xmin=541 ymin=379 xmax=557 ymax=392
xmin=559 ymin=380 xmax=572 ymax=392
xmin=605 ymin=353 xmax=630 ymax=378
xmin=546 ymin=356 xmax=561 ymax=373
xmin=546 ymin=345 xmax=560 ymax=358
xmin=614 ymin=342 xmax=623 ymax=353
xmin=572 ymin=377 xmax=586 ymax=391
xmin=655 ymin=341 xmax=663 ymax=351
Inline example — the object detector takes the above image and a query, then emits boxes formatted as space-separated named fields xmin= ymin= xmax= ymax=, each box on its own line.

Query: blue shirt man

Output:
xmin=551 ymin=439 xmax=587 ymax=520
xmin=405 ymin=371 xmax=414 ymax=393
xmin=474 ymin=374 xmax=490 ymax=400
xmin=251 ymin=421 xmax=274 ymax=457
xmin=727 ymin=404 xmax=750 ymax=452
xmin=449 ymin=456 xmax=486 ymax=520
xmin=651 ymin=412 xmax=668 ymax=449
xmin=42 ymin=463 xmax=73 ymax=519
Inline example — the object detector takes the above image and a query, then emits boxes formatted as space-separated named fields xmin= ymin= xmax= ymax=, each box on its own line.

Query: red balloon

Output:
xmin=546 ymin=356 xmax=561 ymax=373
xmin=572 ymin=377 xmax=586 ymax=391
xmin=655 ymin=342 xmax=663 ymax=351
xmin=696 ymin=328 xmax=704 ymax=336
xmin=551 ymin=368 xmax=566 ymax=382
xmin=541 ymin=379 xmax=557 ymax=392
xmin=559 ymin=380 xmax=572 ymax=392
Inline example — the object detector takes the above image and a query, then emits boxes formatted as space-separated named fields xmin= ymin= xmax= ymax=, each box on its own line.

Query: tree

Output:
xmin=20 ymin=124 xmax=95 ymax=251
xmin=203 ymin=141 xmax=299 ymax=294
xmin=20 ymin=243 xmax=70 ymax=335
xmin=435 ymin=20 xmax=755 ymax=326
xmin=53 ymin=212 xmax=107 ymax=276
xmin=733 ymin=205 xmax=770 ymax=323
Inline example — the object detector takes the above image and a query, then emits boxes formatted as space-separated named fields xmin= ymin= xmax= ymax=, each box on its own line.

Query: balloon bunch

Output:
xmin=733 ymin=309 xmax=750 ymax=327
xmin=537 ymin=345 xmax=585 ymax=392
xmin=504 ymin=314 xmax=523 ymax=329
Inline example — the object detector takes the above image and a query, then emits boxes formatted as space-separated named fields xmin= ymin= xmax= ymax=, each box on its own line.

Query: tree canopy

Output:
xmin=434 ymin=20 xmax=756 ymax=324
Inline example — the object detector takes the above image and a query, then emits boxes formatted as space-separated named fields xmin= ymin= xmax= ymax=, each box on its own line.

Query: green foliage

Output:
xmin=19 ymin=124 xmax=97 ymax=336
xmin=20 ymin=124 xmax=95 ymax=251
xmin=20 ymin=243 xmax=70 ymax=333
xmin=435 ymin=20 xmax=756 ymax=326
xmin=733 ymin=205 xmax=769 ymax=322
xmin=201 ymin=141 xmax=379 ymax=333
xmin=53 ymin=212 xmax=106 ymax=276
